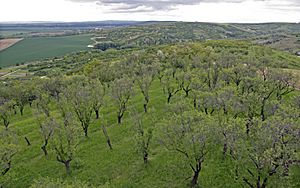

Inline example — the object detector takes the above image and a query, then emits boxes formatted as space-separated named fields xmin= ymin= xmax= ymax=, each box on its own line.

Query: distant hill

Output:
xmin=91 ymin=22 xmax=300 ymax=54
xmin=1 ymin=21 xmax=299 ymax=68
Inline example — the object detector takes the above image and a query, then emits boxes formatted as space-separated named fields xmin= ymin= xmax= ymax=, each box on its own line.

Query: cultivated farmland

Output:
xmin=0 ymin=34 xmax=92 ymax=67
xmin=0 ymin=38 xmax=23 ymax=51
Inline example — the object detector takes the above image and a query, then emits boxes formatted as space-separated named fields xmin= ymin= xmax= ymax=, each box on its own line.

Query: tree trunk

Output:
xmin=95 ymin=109 xmax=99 ymax=119
xmin=158 ymin=76 xmax=163 ymax=83
xmin=223 ymin=106 xmax=228 ymax=115
xmin=184 ymin=88 xmax=190 ymax=97
xmin=41 ymin=144 xmax=48 ymax=156
xmin=260 ymin=100 xmax=266 ymax=121
xmin=84 ymin=127 xmax=88 ymax=137
xmin=143 ymin=103 xmax=148 ymax=113
xmin=191 ymin=170 xmax=200 ymax=187
xmin=256 ymin=176 xmax=268 ymax=188
xmin=143 ymin=152 xmax=148 ymax=164
xmin=118 ymin=114 xmax=123 ymax=124
xmin=65 ymin=160 xmax=71 ymax=175
xmin=246 ymin=117 xmax=253 ymax=135
xmin=282 ymin=161 xmax=290 ymax=176
xmin=261 ymin=177 xmax=268 ymax=188
xmin=204 ymin=108 xmax=208 ymax=115
xmin=118 ymin=116 xmax=121 ymax=124
xmin=223 ymin=142 xmax=228 ymax=158
xmin=4 ymin=119 xmax=9 ymax=130
xmin=25 ymin=137 xmax=31 ymax=146
xmin=185 ymin=90 xmax=189 ymax=97
xmin=13 ymin=106 xmax=17 ymax=115
xmin=167 ymin=93 xmax=172 ymax=103
xmin=102 ymin=125 xmax=113 ymax=150
xmin=193 ymin=98 xmax=197 ymax=108
xmin=20 ymin=107 xmax=24 ymax=116
xmin=257 ymin=176 xmax=261 ymax=188
xmin=246 ymin=123 xmax=250 ymax=135
xmin=1 ymin=161 xmax=11 ymax=176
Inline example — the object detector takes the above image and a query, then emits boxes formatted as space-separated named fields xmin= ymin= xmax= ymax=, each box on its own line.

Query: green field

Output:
xmin=0 ymin=35 xmax=92 ymax=67
xmin=3 ymin=79 xmax=299 ymax=188
xmin=0 ymin=41 xmax=299 ymax=187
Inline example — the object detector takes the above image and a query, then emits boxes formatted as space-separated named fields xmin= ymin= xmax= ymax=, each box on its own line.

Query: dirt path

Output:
xmin=0 ymin=69 xmax=20 ymax=78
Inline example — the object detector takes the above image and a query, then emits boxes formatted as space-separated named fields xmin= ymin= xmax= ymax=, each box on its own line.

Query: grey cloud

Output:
xmin=69 ymin=0 xmax=201 ymax=13
xmin=68 ymin=0 xmax=300 ymax=13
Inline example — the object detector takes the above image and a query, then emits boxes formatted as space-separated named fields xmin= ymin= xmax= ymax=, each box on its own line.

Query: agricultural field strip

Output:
xmin=0 ymin=38 xmax=23 ymax=51
xmin=0 ymin=34 xmax=92 ymax=67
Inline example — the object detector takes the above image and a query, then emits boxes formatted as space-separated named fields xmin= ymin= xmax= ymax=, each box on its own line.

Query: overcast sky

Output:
xmin=1 ymin=0 xmax=300 ymax=23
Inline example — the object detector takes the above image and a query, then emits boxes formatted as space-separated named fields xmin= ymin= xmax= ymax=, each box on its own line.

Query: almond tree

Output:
xmin=162 ymin=102 xmax=214 ymax=187
xmin=161 ymin=69 xmax=181 ymax=103
xmin=135 ymin=64 xmax=157 ymax=113
xmin=90 ymin=80 xmax=105 ymax=119
xmin=34 ymin=89 xmax=52 ymax=118
xmin=42 ymin=77 xmax=65 ymax=101
xmin=131 ymin=110 xmax=153 ymax=164
xmin=37 ymin=117 xmax=56 ymax=156
xmin=0 ymin=99 xmax=14 ymax=130
xmin=231 ymin=115 xmax=300 ymax=188
xmin=0 ymin=130 xmax=18 ymax=177
xmin=65 ymin=79 xmax=94 ymax=137
xmin=111 ymin=77 xmax=134 ymax=124
xmin=52 ymin=113 xmax=80 ymax=175
xmin=176 ymin=70 xmax=193 ymax=97
xmin=12 ymin=83 xmax=30 ymax=116
xmin=34 ymin=89 xmax=55 ymax=156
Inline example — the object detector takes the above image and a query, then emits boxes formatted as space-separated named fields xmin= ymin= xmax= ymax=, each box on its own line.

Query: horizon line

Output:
xmin=0 ymin=20 xmax=299 ymax=24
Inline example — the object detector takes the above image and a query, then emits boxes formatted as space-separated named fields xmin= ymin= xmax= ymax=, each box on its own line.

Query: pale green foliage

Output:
xmin=64 ymin=77 xmax=94 ymax=136
xmin=161 ymin=68 xmax=181 ymax=103
xmin=0 ymin=130 xmax=18 ymax=177
xmin=34 ymin=88 xmax=52 ymax=117
xmin=231 ymin=111 xmax=300 ymax=187
xmin=37 ymin=116 xmax=56 ymax=156
xmin=111 ymin=76 xmax=134 ymax=124
xmin=11 ymin=82 xmax=31 ymax=115
xmin=0 ymin=99 xmax=14 ymax=129
xmin=89 ymin=79 xmax=105 ymax=119
xmin=51 ymin=112 xmax=80 ymax=175
xmin=135 ymin=63 xmax=157 ymax=112
xmin=131 ymin=110 xmax=153 ymax=164
xmin=176 ymin=69 xmax=193 ymax=97
xmin=162 ymin=100 xmax=216 ymax=186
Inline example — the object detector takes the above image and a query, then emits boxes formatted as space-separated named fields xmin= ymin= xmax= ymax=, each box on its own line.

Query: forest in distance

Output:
xmin=0 ymin=37 xmax=299 ymax=187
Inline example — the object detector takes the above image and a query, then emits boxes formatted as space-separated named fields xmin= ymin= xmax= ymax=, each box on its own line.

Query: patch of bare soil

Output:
xmin=0 ymin=38 xmax=23 ymax=51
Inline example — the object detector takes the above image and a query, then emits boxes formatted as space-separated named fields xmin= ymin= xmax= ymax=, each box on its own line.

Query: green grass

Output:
xmin=0 ymin=35 xmax=92 ymax=67
xmin=1 ymin=40 xmax=299 ymax=187
xmin=1 ymin=80 xmax=299 ymax=187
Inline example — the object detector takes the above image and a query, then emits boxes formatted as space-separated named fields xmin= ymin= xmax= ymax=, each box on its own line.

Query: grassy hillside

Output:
xmin=2 ymin=80 xmax=299 ymax=188
xmin=1 ymin=22 xmax=299 ymax=69
xmin=0 ymin=41 xmax=299 ymax=187
xmin=91 ymin=22 xmax=300 ymax=53
xmin=19 ymin=40 xmax=300 ymax=77
xmin=0 ymin=34 xmax=92 ymax=67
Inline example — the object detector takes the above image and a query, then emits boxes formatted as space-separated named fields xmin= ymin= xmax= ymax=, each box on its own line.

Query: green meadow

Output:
xmin=0 ymin=35 xmax=92 ymax=67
